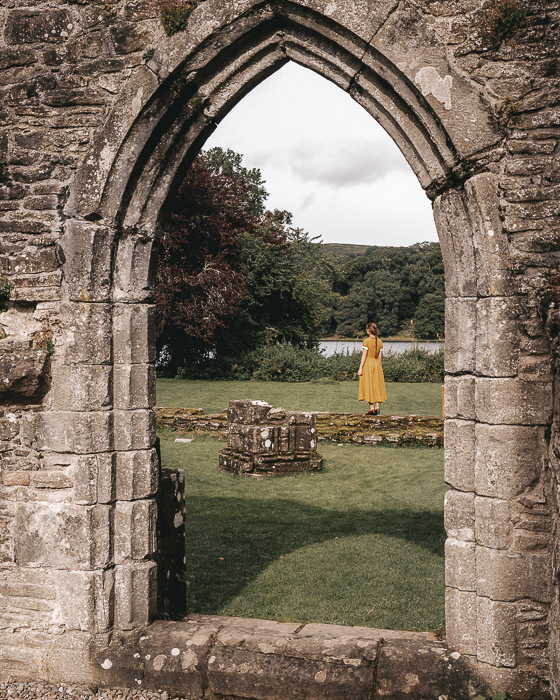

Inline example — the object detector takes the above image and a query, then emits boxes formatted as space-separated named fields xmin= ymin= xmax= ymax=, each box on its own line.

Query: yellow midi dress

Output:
xmin=358 ymin=335 xmax=387 ymax=403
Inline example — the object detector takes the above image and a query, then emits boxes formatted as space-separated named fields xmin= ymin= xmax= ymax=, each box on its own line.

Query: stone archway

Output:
xmin=0 ymin=0 xmax=558 ymax=697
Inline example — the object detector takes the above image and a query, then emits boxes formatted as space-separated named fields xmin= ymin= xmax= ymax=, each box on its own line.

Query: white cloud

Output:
xmin=205 ymin=62 xmax=438 ymax=247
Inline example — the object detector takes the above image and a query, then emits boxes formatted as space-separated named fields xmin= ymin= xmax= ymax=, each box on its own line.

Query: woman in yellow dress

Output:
xmin=358 ymin=322 xmax=387 ymax=414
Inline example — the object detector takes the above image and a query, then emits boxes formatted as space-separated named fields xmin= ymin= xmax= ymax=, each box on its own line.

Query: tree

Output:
xmin=413 ymin=291 xmax=445 ymax=339
xmin=332 ymin=242 xmax=445 ymax=338
xmin=155 ymin=147 xmax=335 ymax=374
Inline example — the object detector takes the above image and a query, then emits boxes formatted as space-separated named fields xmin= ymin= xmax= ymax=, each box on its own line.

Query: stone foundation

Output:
xmin=156 ymin=406 xmax=444 ymax=446
xmin=218 ymin=400 xmax=323 ymax=477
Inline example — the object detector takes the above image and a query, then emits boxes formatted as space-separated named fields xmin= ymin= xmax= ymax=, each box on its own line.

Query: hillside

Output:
xmin=322 ymin=243 xmax=372 ymax=259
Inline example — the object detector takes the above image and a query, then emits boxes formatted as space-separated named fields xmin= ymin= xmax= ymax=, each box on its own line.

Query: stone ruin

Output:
xmin=0 ymin=0 xmax=559 ymax=697
xmin=219 ymin=400 xmax=323 ymax=477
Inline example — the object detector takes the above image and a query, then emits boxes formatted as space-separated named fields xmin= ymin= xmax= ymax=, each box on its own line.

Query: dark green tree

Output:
xmin=155 ymin=147 xmax=335 ymax=374
xmin=413 ymin=291 xmax=445 ymax=339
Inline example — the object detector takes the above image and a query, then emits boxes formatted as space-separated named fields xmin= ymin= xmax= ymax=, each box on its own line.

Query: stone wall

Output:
xmin=155 ymin=406 xmax=445 ymax=446
xmin=0 ymin=0 xmax=558 ymax=696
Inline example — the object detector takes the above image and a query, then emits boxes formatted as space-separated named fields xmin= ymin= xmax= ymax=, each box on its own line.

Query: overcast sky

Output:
xmin=205 ymin=62 xmax=438 ymax=247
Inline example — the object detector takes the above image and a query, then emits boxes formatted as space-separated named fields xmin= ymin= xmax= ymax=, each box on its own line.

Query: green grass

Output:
xmin=156 ymin=379 xmax=443 ymax=416
xmin=160 ymin=433 xmax=446 ymax=631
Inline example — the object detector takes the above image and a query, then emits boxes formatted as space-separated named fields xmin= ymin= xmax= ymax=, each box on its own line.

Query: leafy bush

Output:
xmin=173 ymin=344 xmax=445 ymax=383
xmin=383 ymin=347 xmax=445 ymax=383
xmin=249 ymin=345 xmax=324 ymax=382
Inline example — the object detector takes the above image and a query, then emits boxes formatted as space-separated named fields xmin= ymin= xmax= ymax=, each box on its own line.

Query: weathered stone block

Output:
xmin=444 ymin=419 xmax=475 ymax=492
xmin=227 ymin=399 xmax=274 ymax=426
xmin=50 ymin=363 xmax=111 ymax=411
xmin=113 ymin=236 xmax=157 ymax=303
xmin=445 ymin=538 xmax=476 ymax=591
xmin=433 ymin=190 xmax=477 ymax=299
xmin=113 ymin=304 xmax=156 ymax=364
xmin=114 ymin=499 xmax=157 ymax=563
xmin=227 ymin=423 xmax=278 ymax=452
xmin=444 ymin=375 xmax=475 ymax=420
xmin=113 ymin=363 xmax=155 ymax=410
xmin=5 ymin=10 xmax=72 ymax=45
xmin=219 ymin=448 xmax=323 ymax=477
xmin=445 ymin=587 xmax=477 ymax=656
xmin=2 ymin=471 xmax=30 ymax=487
xmin=73 ymin=453 xmax=115 ymax=505
xmin=476 ymin=297 xmax=521 ymax=377
xmin=55 ymin=569 xmax=114 ymax=633
xmin=62 ymin=302 xmax=112 ymax=365
xmin=60 ymin=220 xmax=114 ymax=302
xmin=114 ymin=561 xmax=157 ymax=630
xmin=474 ymin=661 xmax=543 ymax=700
xmin=30 ymin=470 xmax=73 ymax=490
xmin=0 ymin=345 xmax=49 ymax=400
xmin=15 ymin=503 xmax=111 ymax=570
xmin=444 ymin=489 xmax=474 ymax=541
xmin=465 ymin=173 xmax=513 ymax=298
xmin=115 ymin=449 xmax=159 ymax=501
xmin=222 ymin=401 xmax=322 ymax=477
xmin=36 ymin=411 xmax=112 ymax=454
xmin=475 ymin=379 xmax=553 ymax=425
xmin=475 ymin=496 xmax=510 ymax=549
xmin=477 ymin=597 xmax=517 ymax=667
xmin=290 ymin=425 xmax=317 ymax=451
xmin=208 ymin=635 xmax=374 ymax=699
xmin=475 ymin=424 xmax=545 ymax=499
xmin=113 ymin=409 xmax=156 ymax=451
xmin=476 ymin=547 xmax=552 ymax=603
xmin=445 ymin=297 xmax=476 ymax=374
xmin=109 ymin=23 xmax=150 ymax=55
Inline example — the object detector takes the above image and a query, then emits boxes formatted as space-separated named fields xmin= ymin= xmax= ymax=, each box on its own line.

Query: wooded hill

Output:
xmin=322 ymin=241 xmax=445 ymax=339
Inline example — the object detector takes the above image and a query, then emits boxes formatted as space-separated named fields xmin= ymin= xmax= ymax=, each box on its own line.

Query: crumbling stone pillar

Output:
xmin=219 ymin=400 xmax=323 ymax=477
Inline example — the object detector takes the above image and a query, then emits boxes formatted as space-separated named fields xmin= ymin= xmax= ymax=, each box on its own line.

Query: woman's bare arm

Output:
xmin=358 ymin=347 xmax=368 ymax=375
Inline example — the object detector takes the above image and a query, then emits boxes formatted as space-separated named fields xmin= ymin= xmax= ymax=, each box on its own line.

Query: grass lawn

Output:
xmin=157 ymin=379 xmax=443 ymax=416
xmin=160 ymin=432 xmax=446 ymax=632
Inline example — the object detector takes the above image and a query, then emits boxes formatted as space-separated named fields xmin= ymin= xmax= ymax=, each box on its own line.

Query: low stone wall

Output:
xmin=93 ymin=616 xmax=479 ymax=699
xmin=155 ymin=407 xmax=444 ymax=447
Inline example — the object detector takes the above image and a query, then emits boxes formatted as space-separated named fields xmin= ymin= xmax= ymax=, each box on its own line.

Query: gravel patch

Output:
xmin=0 ymin=683 xmax=186 ymax=700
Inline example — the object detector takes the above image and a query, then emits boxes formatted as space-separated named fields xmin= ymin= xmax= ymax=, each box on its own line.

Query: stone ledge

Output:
xmin=155 ymin=407 xmax=444 ymax=447
xmin=93 ymin=616 xmax=479 ymax=699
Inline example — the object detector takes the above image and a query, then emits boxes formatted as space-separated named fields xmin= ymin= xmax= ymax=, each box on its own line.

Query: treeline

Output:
xmin=155 ymin=147 xmax=445 ymax=380
xmin=324 ymin=242 xmax=445 ymax=339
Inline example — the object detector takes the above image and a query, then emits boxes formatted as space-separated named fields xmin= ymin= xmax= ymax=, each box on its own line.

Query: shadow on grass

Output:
xmin=185 ymin=494 xmax=444 ymax=616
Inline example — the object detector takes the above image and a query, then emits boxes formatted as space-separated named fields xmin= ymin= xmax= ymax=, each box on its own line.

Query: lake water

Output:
xmin=319 ymin=340 xmax=444 ymax=356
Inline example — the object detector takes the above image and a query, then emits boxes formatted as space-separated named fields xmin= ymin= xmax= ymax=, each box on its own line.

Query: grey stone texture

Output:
xmin=0 ymin=0 xmax=558 ymax=696
xmin=92 ymin=616 xmax=478 ymax=699
xmin=219 ymin=400 xmax=323 ymax=477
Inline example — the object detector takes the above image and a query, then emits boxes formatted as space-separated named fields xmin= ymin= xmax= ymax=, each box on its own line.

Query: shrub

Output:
xmin=482 ymin=0 xmax=527 ymax=43
xmin=323 ymin=350 xmax=361 ymax=381
xmin=155 ymin=0 xmax=200 ymax=36
xmin=250 ymin=345 xmax=324 ymax=382
xmin=382 ymin=347 xmax=445 ymax=383
xmin=173 ymin=344 xmax=445 ymax=383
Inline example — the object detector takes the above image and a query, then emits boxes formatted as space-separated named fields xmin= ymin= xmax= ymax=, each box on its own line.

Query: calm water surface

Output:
xmin=319 ymin=340 xmax=444 ymax=356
